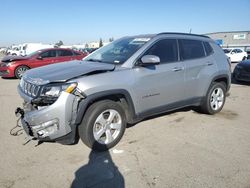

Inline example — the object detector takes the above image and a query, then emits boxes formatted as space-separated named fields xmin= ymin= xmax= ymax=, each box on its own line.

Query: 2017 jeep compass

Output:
xmin=16 ymin=33 xmax=231 ymax=151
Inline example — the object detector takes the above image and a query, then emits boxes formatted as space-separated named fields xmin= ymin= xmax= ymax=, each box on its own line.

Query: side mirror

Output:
xmin=231 ymin=52 xmax=235 ymax=55
xmin=37 ymin=56 xmax=43 ymax=60
xmin=140 ymin=55 xmax=160 ymax=65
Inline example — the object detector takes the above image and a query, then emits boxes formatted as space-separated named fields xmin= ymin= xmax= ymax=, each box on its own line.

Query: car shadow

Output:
xmin=1 ymin=77 xmax=17 ymax=80
xmin=127 ymin=106 xmax=194 ymax=128
xmin=71 ymin=143 xmax=125 ymax=188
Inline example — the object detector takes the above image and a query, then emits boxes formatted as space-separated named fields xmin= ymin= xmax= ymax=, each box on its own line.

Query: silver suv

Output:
xmin=16 ymin=33 xmax=231 ymax=151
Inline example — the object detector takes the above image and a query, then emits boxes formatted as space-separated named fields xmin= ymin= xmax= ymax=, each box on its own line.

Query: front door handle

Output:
xmin=172 ymin=67 xmax=184 ymax=72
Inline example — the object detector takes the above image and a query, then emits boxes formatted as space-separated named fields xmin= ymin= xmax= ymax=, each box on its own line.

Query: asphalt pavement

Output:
xmin=0 ymin=63 xmax=250 ymax=188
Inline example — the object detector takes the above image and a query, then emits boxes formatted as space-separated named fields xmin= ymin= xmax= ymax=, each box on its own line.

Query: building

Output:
xmin=205 ymin=31 xmax=250 ymax=51
xmin=86 ymin=41 xmax=110 ymax=48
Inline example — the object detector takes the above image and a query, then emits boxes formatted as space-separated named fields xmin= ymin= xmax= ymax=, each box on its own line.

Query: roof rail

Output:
xmin=157 ymin=32 xmax=210 ymax=39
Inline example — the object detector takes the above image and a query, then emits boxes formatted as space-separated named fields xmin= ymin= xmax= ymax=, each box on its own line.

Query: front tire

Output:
xmin=200 ymin=82 xmax=226 ymax=114
xmin=15 ymin=66 xmax=29 ymax=79
xmin=78 ymin=100 xmax=126 ymax=151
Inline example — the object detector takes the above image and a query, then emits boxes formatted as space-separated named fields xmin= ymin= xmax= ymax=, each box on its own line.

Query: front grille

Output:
xmin=20 ymin=79 xmax=41 ymax=97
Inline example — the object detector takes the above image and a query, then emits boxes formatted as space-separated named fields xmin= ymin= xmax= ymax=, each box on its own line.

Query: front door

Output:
xmin=31 ymin=49 xmax=57 ymax=68
xmin=133 ymin=39 xmax=185 ymax=115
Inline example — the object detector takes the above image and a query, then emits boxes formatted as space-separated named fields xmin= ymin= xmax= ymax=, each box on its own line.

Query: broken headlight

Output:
xmin=40 ymin=83 xmax=78 ymax=98
xmin=32 ymin=83 xmax=78 ymax=105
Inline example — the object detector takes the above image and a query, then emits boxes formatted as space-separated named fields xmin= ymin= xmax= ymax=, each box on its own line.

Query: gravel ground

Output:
xmin=0 ymin=63 xmax=250 ymax=188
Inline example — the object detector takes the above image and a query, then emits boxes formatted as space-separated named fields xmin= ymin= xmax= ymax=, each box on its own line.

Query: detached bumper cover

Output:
xmin=19 ymin=91 xmax=79 ymax=142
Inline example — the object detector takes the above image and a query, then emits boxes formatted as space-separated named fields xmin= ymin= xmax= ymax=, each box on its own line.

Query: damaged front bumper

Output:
xmin=16 ymin=91 xmax=81 ymax=144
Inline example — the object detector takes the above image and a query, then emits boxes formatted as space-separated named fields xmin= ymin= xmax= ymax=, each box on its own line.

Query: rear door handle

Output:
xmin=172 ymin=67 xmax=184 ymax=72
xmin=207 ymin=62 xmax=214 ymax=66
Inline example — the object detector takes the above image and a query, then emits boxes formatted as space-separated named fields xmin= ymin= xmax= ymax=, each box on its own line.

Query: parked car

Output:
xmin=246 ymin=49 xmax=250 ymax=59
xmin=0 ymin=47 xmax=7 ymax=54
xmin=0 ymin=48 xmax=87 ymax=79
xmin=233 ymin=60 xmax=250 ymax=82
xmin=223 ymin=48 xmax=248 ymax=62
xmin=80 ymin=48 xmax=98 ymax=54
xmin=16 ymin=33 xmax=231 ymax=151
xmin=7 ymin=45 xmax=21 ymax=56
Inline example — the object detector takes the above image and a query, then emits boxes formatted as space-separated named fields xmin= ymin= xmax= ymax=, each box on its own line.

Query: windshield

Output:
xmin=223 ymin=49 xmax=231 ymax=53
xmin=26 ymin=50 xmax=42 ymax=57
xmin=84 ymin=37 xmax=151 ymax=64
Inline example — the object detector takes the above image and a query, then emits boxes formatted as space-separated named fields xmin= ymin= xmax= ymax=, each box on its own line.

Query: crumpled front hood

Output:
xmin=1 ymin=55 xmax=29 ymax=62
xmin=23 ymin=60 xmax=115 ymax=85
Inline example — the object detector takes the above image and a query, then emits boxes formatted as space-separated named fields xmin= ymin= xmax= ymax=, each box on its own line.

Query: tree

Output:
xmin=55 ymin=40 xmax=64 ymax=47
xmin=99 ymin=38 xmax=103 ymax=48
xmin=85 ymin=43 xmax=89 ymax=48
xmin=109 ymin=37 xmax=114 ymax=42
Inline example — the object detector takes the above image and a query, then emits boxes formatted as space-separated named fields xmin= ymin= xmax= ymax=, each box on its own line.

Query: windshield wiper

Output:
xmin=86 ymin=59 xmax=103 ymax=62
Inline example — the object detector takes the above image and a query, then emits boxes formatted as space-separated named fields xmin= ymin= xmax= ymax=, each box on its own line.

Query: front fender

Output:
xmin=75 ymin=89 xmax=137 ymax=125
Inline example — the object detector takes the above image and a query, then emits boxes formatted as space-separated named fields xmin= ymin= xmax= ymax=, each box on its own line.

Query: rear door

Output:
xmin=133 ymin=38 xmax=185 ymax=115
xmin=179 ymin=39 xmax=217 ymax=99
xmin=56 ymin=49 xmax=74 ymax=63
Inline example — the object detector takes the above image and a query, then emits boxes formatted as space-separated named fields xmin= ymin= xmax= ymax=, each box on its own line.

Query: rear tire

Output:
xmin=200 ymin=82 xmax=226 ymax=114
xmin=78 ymin=100 xmax=126 ymax=151
xmin=15 ymin=66 xmax=29 ymax=79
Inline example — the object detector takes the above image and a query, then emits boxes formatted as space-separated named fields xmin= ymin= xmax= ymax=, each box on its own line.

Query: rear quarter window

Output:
xmin=179 ymin=39 xmax=205 ymax=60
xmin=203 ymin=42 xmax=214 ymax=56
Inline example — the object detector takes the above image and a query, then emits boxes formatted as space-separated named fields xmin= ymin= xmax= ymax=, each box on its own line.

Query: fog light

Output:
xmin=33 ymin=119 xmax=59 ymax=138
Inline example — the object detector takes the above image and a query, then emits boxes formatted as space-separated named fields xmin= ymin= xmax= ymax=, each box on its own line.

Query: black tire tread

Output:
xmin=200 ymin=82 xmax=226 ymax=115
xmin=15 ymin=65 xmax=29 ymax=79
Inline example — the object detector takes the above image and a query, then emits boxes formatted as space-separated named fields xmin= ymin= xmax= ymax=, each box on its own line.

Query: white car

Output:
xmin=7 ymin=46 xmax=21 ymax=56
xmin=20 ymin=43 xmax=54 ymax=56
xmin=223 ymin=48 xmax=248 ymax=62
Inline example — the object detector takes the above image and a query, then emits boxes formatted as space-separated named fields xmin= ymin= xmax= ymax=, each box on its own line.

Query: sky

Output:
xmin=1 ymin=0 xmax=250 ymax=46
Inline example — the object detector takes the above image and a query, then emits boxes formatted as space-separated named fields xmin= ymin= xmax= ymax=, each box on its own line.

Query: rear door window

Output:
xmin=57 ymin=50 xmax=73 ymax=57
xmin=203 ymin=42 xmax=213 ymax=56
xmin=179 ymin=39 xmax=205 ymax=60
xmin=144 ymin=39 xmax=178 ymax=63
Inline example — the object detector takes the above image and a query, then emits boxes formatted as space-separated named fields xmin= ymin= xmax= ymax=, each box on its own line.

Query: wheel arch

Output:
xmin=75 ymin=89 xmax=137 ymax=125
xmin=15 ymin=64 xmax=31 ymax=70
xmin=14 ymin=64 xmax=31 ymax=78
xmin=211 ymin=74 xmax=230 ymax=92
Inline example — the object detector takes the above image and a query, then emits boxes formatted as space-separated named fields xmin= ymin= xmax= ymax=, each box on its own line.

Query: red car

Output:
xmin=0 ymin=48 xmax=87 ymax=79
